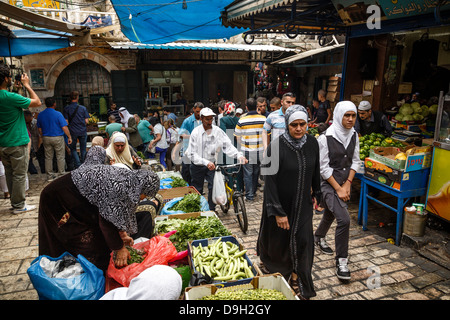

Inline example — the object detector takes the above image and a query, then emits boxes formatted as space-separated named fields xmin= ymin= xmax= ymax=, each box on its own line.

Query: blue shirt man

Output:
xmin=37 ymin=107 xmax=68 ymax=137
xmin=63 ymin=91 xmax=89 ymax=168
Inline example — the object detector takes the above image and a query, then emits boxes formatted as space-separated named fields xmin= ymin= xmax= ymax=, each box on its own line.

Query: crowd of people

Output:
xmin=0 ymin=63 xmax=395 ymax=300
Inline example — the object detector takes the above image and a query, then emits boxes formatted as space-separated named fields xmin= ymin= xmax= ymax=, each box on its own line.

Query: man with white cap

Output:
xmin=186 ymin=107 xmax=248 ymax=211
xmin=354 ymin=100 xmax=392 ymax=137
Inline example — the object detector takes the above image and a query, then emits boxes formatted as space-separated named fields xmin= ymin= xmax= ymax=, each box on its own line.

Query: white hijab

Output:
xmin=100 ymin=265 xmax=182 ymax=300
xmin=106 ymin=132 xmax=134 ymax=169
xmin=325 ymin=101 xmax=357 ymax=148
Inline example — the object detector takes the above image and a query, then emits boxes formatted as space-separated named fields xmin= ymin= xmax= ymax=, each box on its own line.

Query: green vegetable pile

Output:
xmin=170 ymin=193 xmax=201 ymax=213
xmin=359 ymin=132 xmax=404 ymax=161
xmin=200 ymin=288 xmax=287 ymax=300
xmin=307 ymin=127 xmax=319 ymax=136
xmin=156 ymin=216 xmax=231 ymax=251
xmin=192 ymin=238 xmax=254 ymax=281
xmin=170 ymin=177 xmax=187 ymax=187
xmin=126 ymin=246 xmax=145 ymax=264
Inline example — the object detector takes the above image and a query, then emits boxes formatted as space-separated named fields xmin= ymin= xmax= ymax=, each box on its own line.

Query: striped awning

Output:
xmin=225 ymin=0 xmax=295 ymax=21
xmin=108 ymin=41 xmax=297 ymax=52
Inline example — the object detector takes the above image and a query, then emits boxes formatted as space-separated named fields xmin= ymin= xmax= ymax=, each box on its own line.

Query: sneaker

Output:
xmin=13 ymin=204 xmax=36 ymax=214
xmin=315 ymin=238 xmax=333 ymax=255
xmin=336 ymin=258 xmax=351 ymax=280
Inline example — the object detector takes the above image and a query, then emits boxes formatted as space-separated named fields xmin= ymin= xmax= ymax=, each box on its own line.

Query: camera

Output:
xmin=15 ymin=74 xmax=22 ymax=82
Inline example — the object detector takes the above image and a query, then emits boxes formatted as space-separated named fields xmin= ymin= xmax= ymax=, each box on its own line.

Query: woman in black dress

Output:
xmin=257 ymin=104 xmax=321 ymax=299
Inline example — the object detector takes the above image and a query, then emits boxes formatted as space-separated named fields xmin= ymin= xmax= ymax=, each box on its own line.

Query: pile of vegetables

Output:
xmin=156 ymin=216 xmax=231 ymax=251
xmin=200 ymin=288 xmax=287 ymax=300
xmin=394 ymin=102 xmax=438 ymax=122
xmin=307 ymin=127 xmax=319 ymax=136
xmin=170 ymin=177 xmax=187 ymax=188
xmin=192 ymin=238 xmax=254 ymax=281
xmin=170 ymin=193 xmax=201 ymax=213
xmin=126 ymin=246 xmax=145 ymax=264
xmin=359 ymin=132 xmax=404 ymax=161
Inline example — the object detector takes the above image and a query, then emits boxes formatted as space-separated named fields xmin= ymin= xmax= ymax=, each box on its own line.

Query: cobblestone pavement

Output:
xmin=0 ymin=172 xmax=449 ymax=300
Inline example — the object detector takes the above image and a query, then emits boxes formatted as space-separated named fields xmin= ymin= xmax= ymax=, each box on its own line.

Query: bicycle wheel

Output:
xmin=234 ymin=196 xmax=248 ymax=233
xmin=220 ymin=187 xmax=232 ymax=214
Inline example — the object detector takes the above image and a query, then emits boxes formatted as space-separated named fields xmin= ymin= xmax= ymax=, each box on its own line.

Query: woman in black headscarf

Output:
xmin=38 ymin=146 xmax=160 ymax=272
xmin=257 ymin=104 xmax=321 ymax=299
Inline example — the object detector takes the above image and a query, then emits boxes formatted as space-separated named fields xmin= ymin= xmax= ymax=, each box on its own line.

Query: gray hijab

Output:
xmin=282 ymin=104 xmax=308 ymax=150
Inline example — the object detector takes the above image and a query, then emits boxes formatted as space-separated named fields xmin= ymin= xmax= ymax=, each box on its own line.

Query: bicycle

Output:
xmin=216 ymin=163 xmax=248 ymax=233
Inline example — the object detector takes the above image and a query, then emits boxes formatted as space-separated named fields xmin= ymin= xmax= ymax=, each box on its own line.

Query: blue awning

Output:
xmin=110 ymin=0 xmax=248 ymax=44
xmin=0 ymin=28 xmax=71 ymax=57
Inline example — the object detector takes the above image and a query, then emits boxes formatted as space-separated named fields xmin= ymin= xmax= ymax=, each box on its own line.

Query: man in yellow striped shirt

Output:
xmin=235 ymin=98 xmax=266 ymax=201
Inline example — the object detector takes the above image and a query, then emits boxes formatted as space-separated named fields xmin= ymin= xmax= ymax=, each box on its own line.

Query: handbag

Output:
xmin=148 ymin=142 xmax=156 ymax=153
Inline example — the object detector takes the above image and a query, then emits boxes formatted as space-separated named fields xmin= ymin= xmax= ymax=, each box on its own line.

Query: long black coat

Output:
xmin=257 ymin=134 xmax=321 ymax=299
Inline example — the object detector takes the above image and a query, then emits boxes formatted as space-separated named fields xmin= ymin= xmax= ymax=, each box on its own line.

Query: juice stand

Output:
xmin=426 ymin=90 xmax=450 ymax=222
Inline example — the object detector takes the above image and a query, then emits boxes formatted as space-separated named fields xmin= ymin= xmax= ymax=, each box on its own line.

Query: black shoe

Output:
xmin=315 ymin=238 xmax=333 ymax=255
xmin=336 ymin=258 xmax=351 ymax=280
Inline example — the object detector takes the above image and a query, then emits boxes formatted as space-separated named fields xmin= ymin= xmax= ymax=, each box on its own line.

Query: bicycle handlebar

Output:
xmin=216 ymin=163 xmax=242 ymax=175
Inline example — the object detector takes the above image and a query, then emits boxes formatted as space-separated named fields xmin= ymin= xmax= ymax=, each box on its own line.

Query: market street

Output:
xmin=0 ymin=172 xmax=449 ymax=300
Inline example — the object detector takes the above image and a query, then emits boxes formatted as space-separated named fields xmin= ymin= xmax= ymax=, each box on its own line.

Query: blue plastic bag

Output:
xmin=27 ymin=252 xmax=105 ymax=300
xmin=159 ymin=178 xmax=174 ymax=189
xmin=161 ymin=196 xmax=209 ymax=215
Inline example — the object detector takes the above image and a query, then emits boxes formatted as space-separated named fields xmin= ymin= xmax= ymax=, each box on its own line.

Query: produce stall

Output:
xmin=333 ymin=3 xmax=450 ymax=244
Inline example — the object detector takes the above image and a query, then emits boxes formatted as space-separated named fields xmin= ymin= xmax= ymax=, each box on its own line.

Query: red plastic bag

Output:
xmin=106 ymin=236 xmax=178 ymax=287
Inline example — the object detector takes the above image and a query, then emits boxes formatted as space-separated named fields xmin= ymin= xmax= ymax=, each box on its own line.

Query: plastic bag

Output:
xmin=106 ymin=235 xmax=178 ymax=287
xmin=212 ymin=171 xmax=227 ymax=205
xmin=27 ymin=252 xmax=105 ymax=300
xmin=161 ymin=196 xmax=209 ymax=215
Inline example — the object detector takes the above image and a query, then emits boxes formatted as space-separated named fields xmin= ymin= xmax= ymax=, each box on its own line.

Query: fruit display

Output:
xmin=359 ymin=132 xmax=404 ymax=161
xmin=393 ymin=102 xmax=438 ymax=123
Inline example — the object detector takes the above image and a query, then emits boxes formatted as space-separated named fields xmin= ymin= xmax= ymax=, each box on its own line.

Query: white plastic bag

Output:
xmin=212 ymin=171 xmax=227 ymax=205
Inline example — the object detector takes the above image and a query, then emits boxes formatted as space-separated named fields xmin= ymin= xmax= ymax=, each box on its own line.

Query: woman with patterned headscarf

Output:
xmin=38 ymin=161 xmax=160 ymax=272
xmin=257 ymin=104 xmax=321 ymax=300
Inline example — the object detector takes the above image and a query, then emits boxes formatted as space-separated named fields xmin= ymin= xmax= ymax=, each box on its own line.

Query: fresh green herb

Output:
xmin=155 ymin=216 xmax=231 ymax=251
xmin=126 ymin=246 xmax=145 ymax=264
xmin=170 ymin=193 xmax=201 ymax=213
xmin=170 ymin=177 xmax=187 ymax=187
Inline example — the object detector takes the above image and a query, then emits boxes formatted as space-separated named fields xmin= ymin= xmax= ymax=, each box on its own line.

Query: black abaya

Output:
xmin=257 ymin=134 xmax=321 ymax=298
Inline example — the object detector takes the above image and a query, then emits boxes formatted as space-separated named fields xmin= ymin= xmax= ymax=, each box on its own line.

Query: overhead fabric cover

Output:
xmin=0 ymin=29 xmax=70 ymax=57
xmin=110 ymin=0 xmax=247 ymax=43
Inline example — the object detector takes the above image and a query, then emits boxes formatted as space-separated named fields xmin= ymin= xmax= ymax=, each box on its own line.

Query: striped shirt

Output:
xmin=234 ymin=111 xmax=266 ymax=152
xmin=263 ymin=108 xmax=286 ymax=142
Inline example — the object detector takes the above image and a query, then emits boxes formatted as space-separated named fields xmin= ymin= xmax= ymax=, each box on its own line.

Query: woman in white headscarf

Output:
xmin=105 ymin=132 xmax=142 ymax=170
xmin=314 ymin=101 xmax=359 ymax=281
xmin=257 ymin=104 xmax=321 ymax=300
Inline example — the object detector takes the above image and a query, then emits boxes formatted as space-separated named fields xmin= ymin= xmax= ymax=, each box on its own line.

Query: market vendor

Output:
xmin=354 ymin=101 xmax=392 ymax=137
xmin=38 ymin=150 xmax=160 ymax=272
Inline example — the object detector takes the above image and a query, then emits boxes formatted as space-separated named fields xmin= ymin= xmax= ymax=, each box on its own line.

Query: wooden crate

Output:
xmin=158 ymin=186 xmax=200 ymax=203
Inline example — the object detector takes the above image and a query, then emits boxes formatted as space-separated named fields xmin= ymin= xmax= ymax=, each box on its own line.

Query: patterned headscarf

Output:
xmin=71 ymin=165 xmax=159 ymax=234
xmin=223 ymin=102 xmax=236 ymax=116
xmin=282 ymin=104 xmax=308 ymax=150
xmin=82 ymin=146 xmax=106 ymax=167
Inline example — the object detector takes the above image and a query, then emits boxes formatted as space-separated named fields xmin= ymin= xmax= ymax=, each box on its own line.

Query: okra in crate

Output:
xmin=188 ymin=235 xmax=260 ymax=283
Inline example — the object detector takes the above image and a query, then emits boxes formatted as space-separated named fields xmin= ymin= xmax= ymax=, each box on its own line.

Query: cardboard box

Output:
xmin=351 ymin=94 xmax=373 ymax=106
xmin=369 ymin=146 xmax=432 ymax=172
xmin=184 ymin=273 xmax=299 ymax=300
xmin=364 ymin=157 xmax=430 ymax=191
xmin=158 ymin=186 xmax=200 ymax=203
xmin=326 ymin=91 xmax=339 ymax=102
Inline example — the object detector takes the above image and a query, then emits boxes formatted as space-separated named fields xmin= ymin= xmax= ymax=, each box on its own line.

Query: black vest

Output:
xmin=358 ymin=111 xmax=384 ymax=136
xmin=326 ymin=133 xmax=356 ymax=185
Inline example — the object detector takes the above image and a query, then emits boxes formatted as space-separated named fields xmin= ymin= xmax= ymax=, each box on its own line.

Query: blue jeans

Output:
xmin=155 ymin=147 xmax=167 ymax=168
xmin=243 ymin=151 xmax=262 ymax=200
xmin=69 ymin=134 xmax=87 ymax=169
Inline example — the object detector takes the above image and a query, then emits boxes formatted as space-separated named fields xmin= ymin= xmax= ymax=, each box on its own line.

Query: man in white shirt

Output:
xmin=186 ymin=107 xmax=247 ymax=211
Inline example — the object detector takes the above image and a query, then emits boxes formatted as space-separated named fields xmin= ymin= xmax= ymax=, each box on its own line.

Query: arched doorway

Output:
xmin=54 ymin=59 xmax=112 ymax=118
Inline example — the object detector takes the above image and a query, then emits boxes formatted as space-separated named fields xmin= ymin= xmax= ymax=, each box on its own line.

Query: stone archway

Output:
xmin=46 ymin=49 xmax=119 ymax=95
